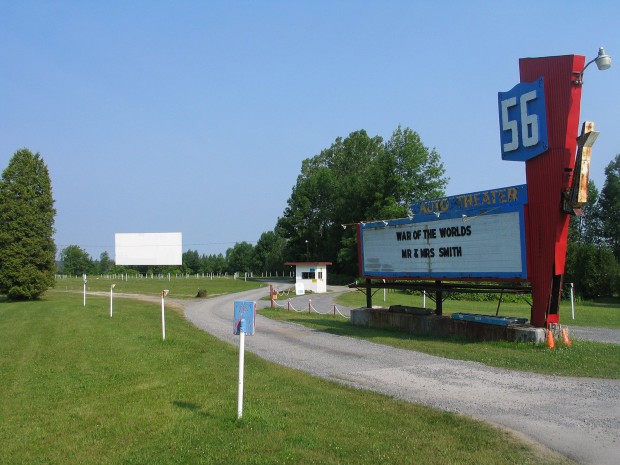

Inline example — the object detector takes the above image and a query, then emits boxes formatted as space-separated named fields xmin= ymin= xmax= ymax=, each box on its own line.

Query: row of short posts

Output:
xmin=269 ymin=285 xmax=338 ymax=316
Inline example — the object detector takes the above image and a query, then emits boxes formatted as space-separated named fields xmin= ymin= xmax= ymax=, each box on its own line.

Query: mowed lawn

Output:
xmin=56 ymin=274 xmax=267 ymax=298
xmin=260 ymin=308 xmax=620 ymax=379
xmin=334 ymin=289 xmax=620 ymax=330
xmin=0 ymin=291 xmax=575 ymax=465
xmin=269 ymin=289 xmax=620 ymax=379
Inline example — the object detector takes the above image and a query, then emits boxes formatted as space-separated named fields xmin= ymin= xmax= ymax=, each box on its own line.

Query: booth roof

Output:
xmin=284 ymin=262 xmax=333 ymax=266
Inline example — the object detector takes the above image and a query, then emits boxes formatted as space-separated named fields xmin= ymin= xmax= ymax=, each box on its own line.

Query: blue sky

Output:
xmin=1 ymin=1 xmax=618 ymax=260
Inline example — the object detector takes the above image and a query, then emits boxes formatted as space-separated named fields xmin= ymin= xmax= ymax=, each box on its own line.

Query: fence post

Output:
xmin=270 ymin=284 xmax=274 ymax=308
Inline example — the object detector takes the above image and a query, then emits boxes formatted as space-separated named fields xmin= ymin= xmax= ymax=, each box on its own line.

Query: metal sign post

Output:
xmin=83 ymin=274 xmax=87 ymax=307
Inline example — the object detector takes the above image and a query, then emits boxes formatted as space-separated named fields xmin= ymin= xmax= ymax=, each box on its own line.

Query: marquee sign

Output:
xmin=498 ymin=78 xmax=548 ymax=162
xmin=359 ymin=185 xmax=528 ymax=280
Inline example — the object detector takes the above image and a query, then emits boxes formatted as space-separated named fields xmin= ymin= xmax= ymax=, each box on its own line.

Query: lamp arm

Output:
xmin=581 ymin=57 xmax=597 ymax=74
xmin=573 ymin=58 xmax=596 ymax=86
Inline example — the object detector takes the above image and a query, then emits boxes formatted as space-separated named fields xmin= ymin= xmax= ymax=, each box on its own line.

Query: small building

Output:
xmin=284 ymin=261 xmax=332 ymax=294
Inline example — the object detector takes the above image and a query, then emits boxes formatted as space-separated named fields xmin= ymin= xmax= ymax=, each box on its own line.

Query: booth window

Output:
xmin=302 ymin=271 xmax=316 ymax=279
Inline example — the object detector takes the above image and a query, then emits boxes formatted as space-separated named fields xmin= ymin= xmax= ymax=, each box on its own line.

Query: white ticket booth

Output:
xmin=284 ymin=261 xmax=332 ymax=294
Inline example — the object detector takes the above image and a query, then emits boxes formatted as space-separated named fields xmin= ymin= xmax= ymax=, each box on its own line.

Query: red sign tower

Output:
xmin=519 ymin=55 xmax=585 ymax=327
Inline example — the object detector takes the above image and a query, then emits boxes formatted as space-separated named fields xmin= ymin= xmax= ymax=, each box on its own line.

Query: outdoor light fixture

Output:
xmin=573 ymin=47 xmax=612 ymax=85
xmin=593 ymin=47 xmax=612 ymax=70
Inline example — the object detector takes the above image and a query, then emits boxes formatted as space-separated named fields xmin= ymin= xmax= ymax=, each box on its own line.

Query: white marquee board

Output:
xmin=115 ymin=232 xmax=182 ymax=265
xmin=359 ymin=185 xmax=528 ymax=280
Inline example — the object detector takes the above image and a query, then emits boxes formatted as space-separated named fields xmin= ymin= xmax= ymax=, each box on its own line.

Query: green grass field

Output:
xmin=0 ymin=291 xmax=575 ymax=465
xmin=252 ymin=288 xmax=618 ymax=379
xmin=259 ymin=308 xmax=620 ymax=379
xmin=52 ymin=277 xmax=620 ymax=379
xmin=55 ymin=274 xmax=267 ymax=299
xmin=334 ymin=289 xmax=620 ymax=329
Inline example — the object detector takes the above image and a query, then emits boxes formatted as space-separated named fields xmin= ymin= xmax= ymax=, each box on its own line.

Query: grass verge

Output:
xmin=0 ymin=292 xmax=574 ymax=465
xmin=259 ymin=308 xmax=620 ymax=379
xmin=55 ymin=275 xmax=267 ymax=299
xmin=334 ymin=290 xmax=620 ymax=329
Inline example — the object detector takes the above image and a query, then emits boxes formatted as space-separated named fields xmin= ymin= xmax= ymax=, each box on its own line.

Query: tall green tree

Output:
xmin=277 ymin=127 xmax=448 ymax=275
xmin=96 ymin=251 xmax=114 ymax=274
xmin=204 ymin=253 xmax=226 ymax=274
xmin=568 ymin=180 xmax=602 ymax=245
xmin=599 ymin=154 xmax=620 ymax=261
xmin=59 ymin=245 xmax=94 ymax=276
xmin=381 ymin=126 xmax=448 ymax=213
xmin=565 ymin=242 xmax=617 ymax=298
xmin=0 ymin=149 xmax=56 ymax=299
xmin=254 ymin=230 xmax=286 ymax=273
xmin=225 ymin=242 xmax=255 ymax=273
xmin=565 ymin=177 xmax=618 ymax=298
xmin=183 ymin=249 xmax=201 ymax=274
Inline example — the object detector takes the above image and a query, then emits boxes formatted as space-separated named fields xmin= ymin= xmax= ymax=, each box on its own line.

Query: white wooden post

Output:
xmin=110 ymin=284 xmax=115 ymax=317
xmin=161 ymin=290 xmax=169 ymax=340
xmin=237 ymin=320 xmax=246 ymax=419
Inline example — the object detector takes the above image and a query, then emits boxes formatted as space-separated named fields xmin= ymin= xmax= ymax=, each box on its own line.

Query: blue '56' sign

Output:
xmin=498 ymin=78 xmax=548 ymax=162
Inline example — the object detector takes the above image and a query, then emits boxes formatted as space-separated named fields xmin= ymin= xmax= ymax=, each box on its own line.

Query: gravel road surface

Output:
xmin=184 ymin=286 xmax=620 ymax=465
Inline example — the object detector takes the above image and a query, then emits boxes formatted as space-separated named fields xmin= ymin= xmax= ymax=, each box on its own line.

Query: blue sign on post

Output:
xmin=498 ymin=77 xmax=548 ymax=162
xmin=233 ymin=300 xmax=256 ymax=335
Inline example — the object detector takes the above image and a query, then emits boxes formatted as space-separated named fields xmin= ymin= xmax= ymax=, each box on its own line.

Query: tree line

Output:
xmin=57 ymin=243 xmax=281 ymax=277
xmin=58 ymin=135 xmax=620 ymax=299
xmin=2 ymin=136 xmax=619 ymax=300
xmin=565 ymin=154 xmax=620 ymax=298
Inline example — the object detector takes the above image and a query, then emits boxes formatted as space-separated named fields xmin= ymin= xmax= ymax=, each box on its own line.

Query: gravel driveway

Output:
xmin=184 ymin=285 xmax=620 ymax=465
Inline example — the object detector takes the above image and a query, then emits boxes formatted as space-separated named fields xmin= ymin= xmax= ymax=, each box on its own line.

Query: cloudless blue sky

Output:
xmin=1 ymin=1 xmax=618 ymax=260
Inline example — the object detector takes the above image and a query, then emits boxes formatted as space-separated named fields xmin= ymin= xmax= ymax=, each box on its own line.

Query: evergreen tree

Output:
xmin=182 ymin=249 xmax=201 ymax=274
xmin=0 ymin=149 xmax=56 ymax=299
xmin=97 ymin=251 xmax=114 ymax=274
